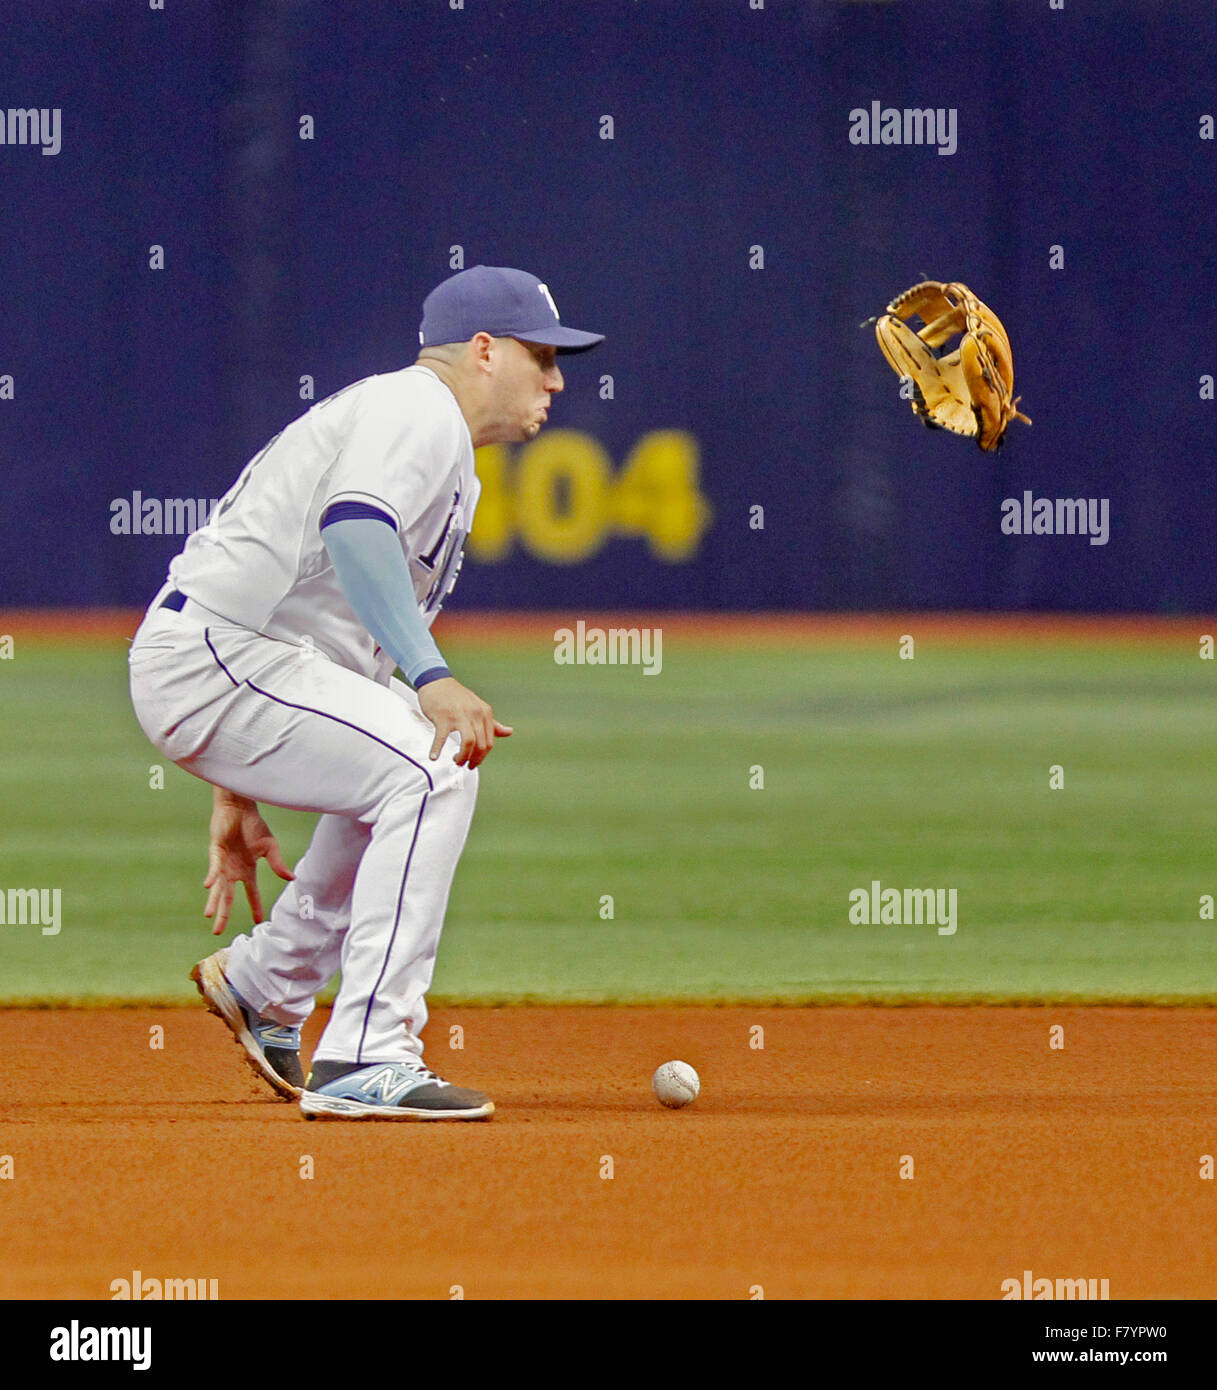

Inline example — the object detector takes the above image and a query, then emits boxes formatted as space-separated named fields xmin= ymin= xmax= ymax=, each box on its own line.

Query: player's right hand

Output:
xmin=203 ymin=789 xmax=295 ymax=935
xmin=417 ymin=677 xmax=512 ymax=769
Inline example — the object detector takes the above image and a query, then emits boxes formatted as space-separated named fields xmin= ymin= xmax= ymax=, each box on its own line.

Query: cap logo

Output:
xmin=537 ymin=282 xmax=560 ymax=322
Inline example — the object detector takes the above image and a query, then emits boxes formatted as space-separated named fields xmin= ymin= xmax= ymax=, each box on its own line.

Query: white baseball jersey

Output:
xmin=167 ymin=364 xmax=480 ymax=682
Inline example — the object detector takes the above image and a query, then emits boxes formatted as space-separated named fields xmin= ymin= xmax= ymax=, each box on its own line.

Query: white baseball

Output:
xmin=652 ymin=1060 xmax=700 ymax=1109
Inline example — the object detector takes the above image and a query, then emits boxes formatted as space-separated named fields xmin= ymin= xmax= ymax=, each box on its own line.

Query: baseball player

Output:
xmin=128 ymin=265 xmax=603 ymax=1119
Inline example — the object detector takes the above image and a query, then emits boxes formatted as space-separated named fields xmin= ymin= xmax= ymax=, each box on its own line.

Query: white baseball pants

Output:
xmin=128 ymin=590 xmax=478 ymax=1065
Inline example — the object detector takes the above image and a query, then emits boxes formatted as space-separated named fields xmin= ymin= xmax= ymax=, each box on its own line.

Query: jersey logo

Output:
xmin=418 ymin=489 xmax=460 ymax=570
xmin=422 ymin=527 xmax=466 ymax=616
xmin=217 ymin=429 xmax=284 ymax=517
xmin=417 ymin=489 xmax=469 ymax=615
xmin=537 ymin=282 xmax=560 ymax=322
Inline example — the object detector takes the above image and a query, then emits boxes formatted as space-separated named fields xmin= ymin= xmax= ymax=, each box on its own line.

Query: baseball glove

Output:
xmin=874 ymin=281 xmax=1031 ymax=451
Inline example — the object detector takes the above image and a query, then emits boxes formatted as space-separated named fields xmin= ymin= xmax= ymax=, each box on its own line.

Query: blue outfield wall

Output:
xmin=2 ymin=0 xmax=1215 ymax=613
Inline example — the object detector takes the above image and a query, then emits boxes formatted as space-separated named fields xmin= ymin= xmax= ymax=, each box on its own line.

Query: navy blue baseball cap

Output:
xmin=419 ymin=265 xmax=604 ymax=354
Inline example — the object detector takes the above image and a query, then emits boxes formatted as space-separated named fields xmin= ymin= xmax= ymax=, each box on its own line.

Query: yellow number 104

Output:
xmin=469 ymin=429 xmax=712 ymax=565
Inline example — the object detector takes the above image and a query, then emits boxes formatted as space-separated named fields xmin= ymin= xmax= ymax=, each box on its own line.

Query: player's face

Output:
xmin=494 ymin=338 xmax=564 ymax=442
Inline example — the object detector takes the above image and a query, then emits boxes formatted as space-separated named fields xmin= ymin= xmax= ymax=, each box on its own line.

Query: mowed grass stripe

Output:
xmin=0 ymin=634 xmax=1213 ymax=1003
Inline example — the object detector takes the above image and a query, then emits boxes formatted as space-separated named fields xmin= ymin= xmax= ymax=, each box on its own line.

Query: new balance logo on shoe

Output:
xmin=257 ymin=1022 xmax=300 ymax=1047
xmin=360 ymin=1066 xmax=422 ymax=1105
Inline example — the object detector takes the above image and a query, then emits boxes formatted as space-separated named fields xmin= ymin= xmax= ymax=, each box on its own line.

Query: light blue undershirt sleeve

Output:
xmin=320 ymin=512 xmax=451 ymax=689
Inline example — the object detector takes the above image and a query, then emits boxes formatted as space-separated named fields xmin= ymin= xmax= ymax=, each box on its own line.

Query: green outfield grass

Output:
xmin=1 ymin=624 xmax=1215 ymax=1004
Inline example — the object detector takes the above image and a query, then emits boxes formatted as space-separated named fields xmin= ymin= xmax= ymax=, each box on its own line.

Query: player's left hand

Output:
xmin=203 ymin=788 xmax=295 ymax=935
xmin=418 ymin=676 xmax=513 ymax=770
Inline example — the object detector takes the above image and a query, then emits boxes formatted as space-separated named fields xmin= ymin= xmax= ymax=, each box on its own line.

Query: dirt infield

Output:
xmin=1 ymin=1006 xmax=1214 ymax=1300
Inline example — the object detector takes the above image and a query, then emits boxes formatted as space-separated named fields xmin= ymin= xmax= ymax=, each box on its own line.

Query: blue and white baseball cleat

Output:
xmin=191 ymin=949 xmax=304 ymax=1100
xmin=300 ymin=1059 xmax=494 ymax=1121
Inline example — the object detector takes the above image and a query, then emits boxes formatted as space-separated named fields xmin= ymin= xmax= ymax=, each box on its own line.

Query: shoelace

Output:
xmin=402 ymin=1061 xmax=447 ymax=1087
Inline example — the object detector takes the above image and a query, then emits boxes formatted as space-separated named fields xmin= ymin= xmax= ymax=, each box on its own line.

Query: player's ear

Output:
xmin=469 ymin=332 xmax=496 ymax=372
